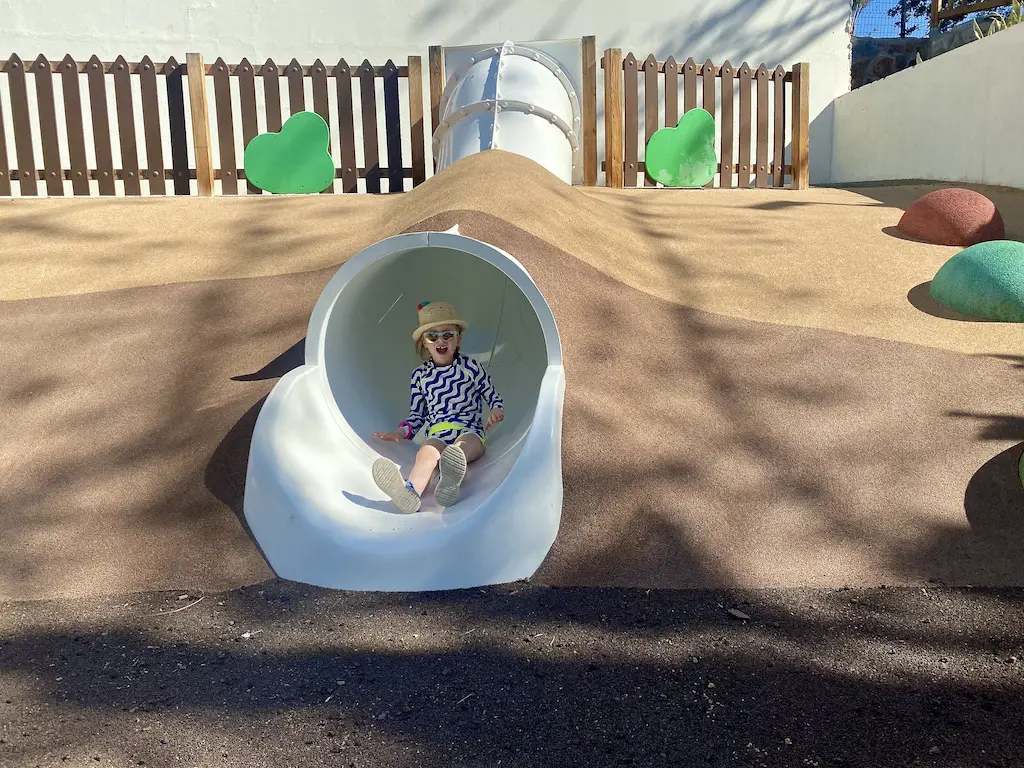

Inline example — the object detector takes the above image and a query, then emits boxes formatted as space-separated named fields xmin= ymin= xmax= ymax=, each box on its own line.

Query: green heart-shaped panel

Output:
xmin=243 ymin=111 xmax=335 ymax=194
xmin=644 ymin=108 xmax=718 ymax=188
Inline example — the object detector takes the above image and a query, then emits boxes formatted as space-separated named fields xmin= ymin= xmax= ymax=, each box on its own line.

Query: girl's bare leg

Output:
xmin=435 ymin=433 xmax=485 ymax=507
xmin=408 ymin=439 xmax=445 ymax=495
xmin=454 ymin=433 xmax=485 ymax=462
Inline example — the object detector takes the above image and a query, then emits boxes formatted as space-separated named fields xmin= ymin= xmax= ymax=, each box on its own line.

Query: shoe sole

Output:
xmin=371 ymin=458 xmax=421 ymax=514
xmin=435 ymin=445 xmax=468 ymax=508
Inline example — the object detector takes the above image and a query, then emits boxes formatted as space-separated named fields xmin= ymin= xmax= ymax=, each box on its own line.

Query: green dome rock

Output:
xmin=929 ymin=240 xmax=1024 ymax=322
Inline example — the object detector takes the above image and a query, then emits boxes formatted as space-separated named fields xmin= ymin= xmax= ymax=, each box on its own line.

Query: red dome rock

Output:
xmin=897 ymin=188 xmax=1005 ymax=246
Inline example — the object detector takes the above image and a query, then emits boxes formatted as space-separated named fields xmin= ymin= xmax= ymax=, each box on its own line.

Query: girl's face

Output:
xmin=422 ymin=324 xmax=460 ymax=366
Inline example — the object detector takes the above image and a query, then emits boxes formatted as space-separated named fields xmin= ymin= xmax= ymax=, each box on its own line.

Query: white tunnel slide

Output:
xmin=433 ymin=40 xmax=583 ymax=185
xmin=243 ymin=227 xmax=565 ymax=592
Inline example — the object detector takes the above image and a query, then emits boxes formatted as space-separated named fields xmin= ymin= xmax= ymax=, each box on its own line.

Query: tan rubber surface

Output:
xmin=3 ymin=152 xmax=1023 ymax=358
xmin=1 ymin=152 xmax=1022 ymax=599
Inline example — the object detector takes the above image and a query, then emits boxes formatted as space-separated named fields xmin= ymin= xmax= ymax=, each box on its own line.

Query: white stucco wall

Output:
xmin=3 ymin=0 xmax=853 ymax=187
xmin=830 ymin=22 xmax=1024 ymax=188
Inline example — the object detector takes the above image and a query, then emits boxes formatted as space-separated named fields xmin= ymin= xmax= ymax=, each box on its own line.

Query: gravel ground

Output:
xmin=2 ymin=580 xmax=1023 ymax=768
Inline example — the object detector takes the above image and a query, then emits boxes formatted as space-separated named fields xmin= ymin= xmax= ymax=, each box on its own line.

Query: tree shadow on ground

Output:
xmin=2 ymin=584 xmax=1023 ymax=768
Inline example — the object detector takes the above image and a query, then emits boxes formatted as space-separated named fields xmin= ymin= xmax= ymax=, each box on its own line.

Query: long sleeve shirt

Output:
xmin=400 ymin=353 xmax=503 ymax=438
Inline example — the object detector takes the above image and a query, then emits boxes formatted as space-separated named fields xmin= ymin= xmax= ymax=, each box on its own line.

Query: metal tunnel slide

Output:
xmin=432 ymin=39 xmax=583 ymax=185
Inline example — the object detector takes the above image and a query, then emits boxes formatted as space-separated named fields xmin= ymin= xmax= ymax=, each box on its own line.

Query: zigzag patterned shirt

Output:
xmin=401 ymin=353 xmax=504 ymax=438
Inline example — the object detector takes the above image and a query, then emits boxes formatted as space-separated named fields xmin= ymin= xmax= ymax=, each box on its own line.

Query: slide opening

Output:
xmin=318 ymin=244 xmax=553 ymax=468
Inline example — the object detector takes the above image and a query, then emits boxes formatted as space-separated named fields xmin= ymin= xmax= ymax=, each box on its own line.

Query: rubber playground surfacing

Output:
xmin=1 ymin=150 xmax=1023 ymax=602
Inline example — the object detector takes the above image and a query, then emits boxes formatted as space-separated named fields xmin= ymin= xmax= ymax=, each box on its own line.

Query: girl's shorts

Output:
xmin=426 ymin=421 xmax=486 ymax=447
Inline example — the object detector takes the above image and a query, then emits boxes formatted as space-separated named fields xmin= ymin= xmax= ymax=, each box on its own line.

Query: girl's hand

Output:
xmin=484 ymin=408 xmax=504 ymax=431
xmin=373 ymin=430 xmax=403 ymax=442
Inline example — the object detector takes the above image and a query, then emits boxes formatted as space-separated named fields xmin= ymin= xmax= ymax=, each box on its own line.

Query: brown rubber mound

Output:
xmin=897 ymin=187 xmax=1005 ymax=246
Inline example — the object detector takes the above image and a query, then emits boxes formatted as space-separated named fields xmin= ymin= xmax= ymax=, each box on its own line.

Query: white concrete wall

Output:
xmin=830 ymin=22 xmax=1024 ymax=188
xmin=3 ymin=0 xmax=854 ymax=189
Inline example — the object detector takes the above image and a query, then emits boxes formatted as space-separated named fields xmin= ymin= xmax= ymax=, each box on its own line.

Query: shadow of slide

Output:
xmin=205 ymin=398 xmax=266 ymax=544
xmin=964 ymin=442 xmax=1024 ymax=546
xmin=907 ymin=282 xmax=996 ymax=322
xmin=232 ymin=338 xmax=305 ymax=381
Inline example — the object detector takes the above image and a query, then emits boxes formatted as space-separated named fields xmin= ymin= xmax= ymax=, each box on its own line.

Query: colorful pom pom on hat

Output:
xmin=412 ymin=300 xmax=467 ymax=341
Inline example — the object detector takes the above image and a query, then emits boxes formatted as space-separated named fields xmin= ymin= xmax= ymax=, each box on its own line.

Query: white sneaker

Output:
xmin=434 ymin=445 xmax=468 ymax=508
xmin=371 ymin=458 xmax=421 ymax=514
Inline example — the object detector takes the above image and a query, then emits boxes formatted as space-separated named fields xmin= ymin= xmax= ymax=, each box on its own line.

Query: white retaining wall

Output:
xmin=830 ymin=22 xmax=1024 ymax=188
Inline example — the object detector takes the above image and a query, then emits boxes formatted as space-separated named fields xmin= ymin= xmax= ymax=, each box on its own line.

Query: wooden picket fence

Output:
xmin=601 ymin=50 xmax=809 ymax=190
xmin=0 ymin=52 xmax=425 ymax=196
xmin=1 ymin=43 xmax=812 ymax=196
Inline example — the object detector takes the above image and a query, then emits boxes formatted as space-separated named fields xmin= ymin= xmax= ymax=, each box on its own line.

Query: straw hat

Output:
xmin=411 ymin=300 xmax=468 ymax=341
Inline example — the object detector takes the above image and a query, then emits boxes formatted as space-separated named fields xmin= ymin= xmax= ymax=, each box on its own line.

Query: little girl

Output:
xmin=372 ymin=301 xmax=504 ymax=513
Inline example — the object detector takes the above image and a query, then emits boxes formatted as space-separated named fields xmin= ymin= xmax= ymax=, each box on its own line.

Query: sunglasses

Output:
xmin=422 ymin=330 xmax=460 ymax=344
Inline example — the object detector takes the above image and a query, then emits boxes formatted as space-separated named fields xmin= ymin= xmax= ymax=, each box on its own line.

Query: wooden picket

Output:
xmin=738 ymin=63 xmax=752 ymax=189
xmin=601 ymin=50 xmax=809 ymax=189
xmin=683 ymin=58 xmax=697 ymax=113
xmin=755 ymin=65 xmax=770 ymax=188
xmin=212 ymin=58 xmax=238 ymax=195
xmin=643 ymin=55 xmax=658 ymax=187
xmin=772 ymin=66 xmax=786 ymax=188
xmin=5 ymin=55 xmax=37 ymax=195
xmin=719 ymin=61 xmax=735 ymax=189
xmin=33 ymin=56 xmax=64 ymax=196
xmin=358 ymin=60 xmax=381 ymax=194
xmin=87 ymin=56 xmax=116 ymax=195
xmin=138 ymin=56 xmax=166 ymax=195
xmin=237 ymin=58 xmax=260 ymax=194
xmin=382 ymin=60 xmax=403 ymax=194
xmin=335 ymin=58 xmax=359 ymax=194
xmin=0 ymin=85 xmax=10 ymax=195
xmin=287 ymin=58 xmax=304 ymax=116
xmin=310 ymin=59 xmax=331 ymax=194
xmin=112 ymin=56 xmax=142 ymax=195
xmin=262 ymin=59 xmax=282 ymax=133
xmin=165 ymin=57 xmax=190 ymax=195
xmin=623 ymin=54 xmax=639 ymax=187
xmin=664 ymin=57 xmax=679 ymax=131
xmin=702 ymin=58 xmax=716 ymax=189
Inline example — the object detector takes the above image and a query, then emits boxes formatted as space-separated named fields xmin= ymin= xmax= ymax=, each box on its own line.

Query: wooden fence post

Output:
xmin=931 ymin=0 xmax=940 ymax=30
xmin=603 ymin=48 xmax=623 ymax=188
xmin=428 ymin=45 xmax=444 ymax=170
xmin=791 ymin=61 xmax=809 ymax=190
xmin=408 ymin=55 xmax=426 ymax=187
xmin=186 ymin=52 xmax=214 ymax=196
xmin=581 ymin=35 xmax=597 ymax=186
